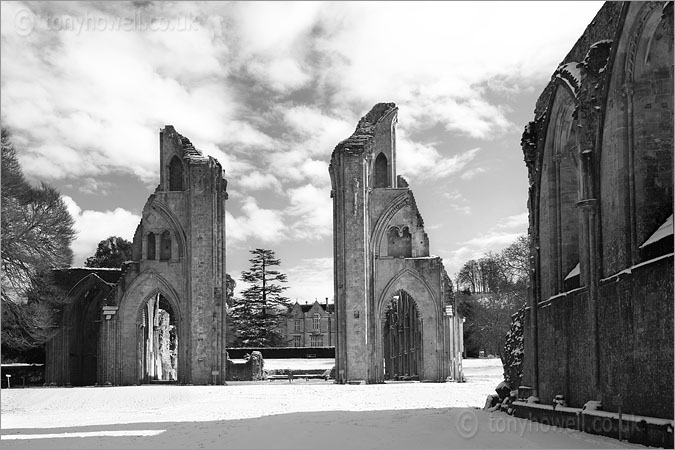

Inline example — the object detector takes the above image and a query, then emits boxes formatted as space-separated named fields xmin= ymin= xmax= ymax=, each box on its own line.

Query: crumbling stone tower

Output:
xmin=46 ymin=126 xmax=228 ymax=385
xmin=329 ymin=103 xmax=462 ymax=383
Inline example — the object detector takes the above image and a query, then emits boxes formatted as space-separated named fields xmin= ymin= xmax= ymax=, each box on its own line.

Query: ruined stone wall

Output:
xmin=100 ymin=126 xmax=227 ymax=386
xmin=600 ymin=1 xmax=674 ymax=276
xmin=331 ymin=103 xmax=456 ymax=383
xmin=521 ymin=1 xmax=673 ymax=418
xmin=330 ymin=144 xmax=371 ymax=381
xmin=527 ymin=256 xmax=673 ymax=418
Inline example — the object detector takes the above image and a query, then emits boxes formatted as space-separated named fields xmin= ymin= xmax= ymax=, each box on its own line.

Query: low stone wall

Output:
xmin=524 ymin=255 xmax=673 ymax=418
xmin=226 ymin=347 xmax=335 ymax=359
xmin=512 ymin=402 xmax=674 ymax=448
xmin=225 ymin=351 xmax=264 ymax=381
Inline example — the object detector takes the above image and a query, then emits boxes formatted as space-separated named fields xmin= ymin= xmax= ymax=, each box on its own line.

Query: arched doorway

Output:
xmin=382 ymin=290 xmax=422 ymax=381
xmin=69 ymin=296 xmax=101 ymax=386
xmin=138 ymin=293 xmax=178 ymax=383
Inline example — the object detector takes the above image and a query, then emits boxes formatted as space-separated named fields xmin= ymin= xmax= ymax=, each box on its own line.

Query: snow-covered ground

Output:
xmin=250 ymin=357 xmax=335 ymax=371
xmin=1 ymin=358 xmax=642 ymax=449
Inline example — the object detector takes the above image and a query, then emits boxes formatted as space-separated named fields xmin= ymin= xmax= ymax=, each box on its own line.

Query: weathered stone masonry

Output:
xmin=46 ymin=126 xmax=228 ymax=385
xmin=329 ymin=103 xmax=463 ymax=383
xmin=521 ymin=1 xmax=673 ymax=418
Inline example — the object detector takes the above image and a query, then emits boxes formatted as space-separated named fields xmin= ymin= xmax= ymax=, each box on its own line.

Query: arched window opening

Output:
xmin=160 ymin=230 xmax=172 ymax=261
xmin=382 ymin=290 xmax=421 ymax=381
xmin=140 ymin=293 xmax=178 ymax=382
xmin=169 ymin=156 xmax=184 ymax=191
xmin=147 ymin=233 xmax=156 ymax=260
xmin=632 ymin=9 xmax=673 ymax=259
xmin=387 ymin=226 xmax=412 ymax=258
xmin=539 ymin=89 xmax=581 ymax=299
xmin=374 ymin=153 xmax=388 ymax=188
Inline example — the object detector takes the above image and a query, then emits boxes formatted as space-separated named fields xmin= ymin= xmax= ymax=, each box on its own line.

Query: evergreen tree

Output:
xmin=229 ymin=249 xmax=290 ymax=347
xmin=502 ymin=304 xmax=525 ymax=388
xmin=85 ymin=236 xmax=132 ymax=268
xmin=225 ymin=273 xmax=236 ymax=301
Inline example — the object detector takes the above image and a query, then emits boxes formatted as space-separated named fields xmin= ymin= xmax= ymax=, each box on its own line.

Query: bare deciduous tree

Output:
xmin=1 ymin=129 xmax=76 ymax=357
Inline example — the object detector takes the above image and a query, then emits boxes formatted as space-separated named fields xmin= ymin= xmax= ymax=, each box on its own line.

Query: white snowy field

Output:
xmin=245 ymin=357 xmax=335 ymax=371
xmin=1 ymin=358 xmax=642 ymax=449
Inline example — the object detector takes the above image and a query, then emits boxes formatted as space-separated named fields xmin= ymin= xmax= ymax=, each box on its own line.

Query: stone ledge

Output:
xmin=512 ymin=402 xmax=674 ymax=448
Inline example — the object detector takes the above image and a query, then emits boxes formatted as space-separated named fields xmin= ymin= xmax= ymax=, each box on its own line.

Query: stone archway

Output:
xmin=69 ymin=295 xmax=102 ymax=386
xmin=382 ymin=290 xmax=422 ymax=381
xmin=137 ymin=292 xmax=179 ymax=383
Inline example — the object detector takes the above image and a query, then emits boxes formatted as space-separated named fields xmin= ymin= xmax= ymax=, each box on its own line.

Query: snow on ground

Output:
xmin=251 ymin=357 xmax=335 ymax=371
xmin=1 ymin=358 xmax=643 ymax=449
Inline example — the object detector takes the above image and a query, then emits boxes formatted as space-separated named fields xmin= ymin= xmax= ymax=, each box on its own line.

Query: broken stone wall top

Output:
xmin=161 ymin=125 xmax=209 ymax=163
xmin=332 ymin=102 xmax=397 ymax=155
xmin=533 ymin=2 xmax=623 ymax=118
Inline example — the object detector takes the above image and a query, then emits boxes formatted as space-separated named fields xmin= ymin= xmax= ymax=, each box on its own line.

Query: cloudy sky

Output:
xmin=1 ymin=1 xmax=603 ymax=302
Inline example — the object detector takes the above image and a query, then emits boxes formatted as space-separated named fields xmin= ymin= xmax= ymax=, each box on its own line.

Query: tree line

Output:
xmin=455 ymin=235 xmax=528 ymax=358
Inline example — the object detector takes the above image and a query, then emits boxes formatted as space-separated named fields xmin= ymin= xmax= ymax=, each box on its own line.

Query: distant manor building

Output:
xmin=283 ymin=299 xmax=336 ymax=347
xmin=520 ymin=1 xmax=673 ymax=419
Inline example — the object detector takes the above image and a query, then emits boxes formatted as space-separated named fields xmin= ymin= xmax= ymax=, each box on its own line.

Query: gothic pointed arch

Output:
xmin=538 ymin=85 xmax=582 ymax=299
xmin=63 ymin=273 xmax=115 ymax=386
xmin=625 ymin=2 xmax=673 ymax=259
xmin=381 ymin=289 xmax=422 ymax=380
xmin=65 ymin=273 xmax=114 ymax=301
xmin=169 ymin=155 xmax=184 ymax=191
xmin=373 ymin=152 xmax=389 ymax=188
xmin=376 ymin=267 xmax=439 ymax=318
xmin=149 ymin=199 xmax=187 ymax=259
xmin=371 ymin=193 xmax=410 ymax=257
xmin=119 ymin=268 xmax=183 ymax=319
xmin=387 ymin=226 xmax=412 ymax=257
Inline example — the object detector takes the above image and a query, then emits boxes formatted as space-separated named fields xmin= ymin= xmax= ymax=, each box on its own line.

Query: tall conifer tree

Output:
xmin=229 ymin=249 xmax=290 ymax=347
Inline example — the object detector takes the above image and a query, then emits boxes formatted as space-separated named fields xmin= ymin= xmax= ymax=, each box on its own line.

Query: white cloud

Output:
xmin=228 ymin=2 xmax=321 ymax=92
xmin=443 ymin=191 xmax=472 ymax=216
xmin=237 ymin=171 xmax=282 ymax=191
xmin=267 ymin=150 xmax=331 ymax=186
xmin=0 ymin=1 xmax=272 ymax=184
xmin=63 ymin=177 xmax=113 ymax=195
xmin=397 ymin=128 xmax=481 ymax=180
xmin=282 ymin=105 xmax=355 ymax=155
xmin=311 ymin=1 xmax=602 ymax=137
xmin=226 ymin=197 xmax=287 ymax=245
xmin=246 ymin=57 xmax=311 ymax=92
xmin=462 ymin=232 xmax=523 ymax=249
xmin=460 ymin=167 xmax=487 ymax=181
xmin=2 ymin=0 xmax=603 ymax=288
xmin=286 ymin=183 xmax=332 ymax=239
xmin=284 ymin=257 xmax=333 ymax=303
xmin=496 ymin=212 xmax=529 ymax=229
xmin=62 ymin=196 xmax=140 ymax=266
xmin=443 ymin=210 xmax=528 ymax=278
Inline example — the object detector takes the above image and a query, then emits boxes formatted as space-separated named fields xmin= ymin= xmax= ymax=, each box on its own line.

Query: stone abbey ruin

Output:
xmin=329 ymin=103 xmax=463 ymax=383
xmin=44 ymin=4 xmax=672 ymax=430
xmin=517 ymin=1 xmax=673 ymax=420
xmin=45 ymin=108 xmax=465 ymax=386
xmin=46 ymin=127 xmax=229 ymax=385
